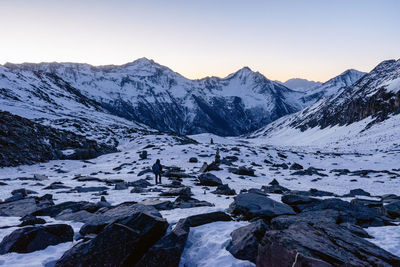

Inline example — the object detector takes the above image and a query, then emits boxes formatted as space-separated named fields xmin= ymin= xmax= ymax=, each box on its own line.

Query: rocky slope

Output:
xmin=0 ymin=111 xmax=117 ymax=167
xmin=2 ymin=58 xmax=307 ymax=136
xmin=251 ymin=59 xmax=400 ymax=150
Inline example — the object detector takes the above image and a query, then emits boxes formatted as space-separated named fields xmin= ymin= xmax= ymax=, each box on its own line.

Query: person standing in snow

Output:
xmin=152 ymin=159 xmax=163 ymax=185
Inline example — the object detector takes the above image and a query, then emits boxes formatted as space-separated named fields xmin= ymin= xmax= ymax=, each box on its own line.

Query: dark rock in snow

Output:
xmin=292 ymin=167 xmax=328 ymax=177
xmin=139 ymin=150 xmax=148 ymax=159
xmin=0 ymin=195 xmax=54 ymax=217
xmin=384 ymin=201 xmax=400 ymax=219
xmin=159 ymin=187 xmax=192 ymax=197
xmin=0 ymin=224 xmax=73 ymax=254
xmin=211 ymin=184 xmax=236 ymax=195
xmin=19 ymin=216 xmax=46 ymax=226
xmin=11 ymin=188 xmax=38 ymax=197
xmin=79 ymin=203 xmax=161 ymax=236
xmin=343 ymin=188 xmax=371 ymax=197
xmin=32 ymin=201 xmax=97 ymax=217
xmin=232 ymin=166 xmax=255 ymax=176
xmin=256 ymin=222 xmax=400 ymax=266
xmin=137 ymin=211 xmax=231 ymax=267
xmin=56 ymin=212 xmax=168 ymax=267
xmin=114 ymin=182 xmax=128 ymax=190
xmin=227 ymin=219 xmax=269 ymax=263
xmin=229 ymin=193 xmax=295 ymax=220
xmin=289 ymin=163 xmax=303 ymax=170
xmin=128 ymin=179 xmax=152 ymax=188
xmin=189 ymin=157 xmax=198 ymax=163
xmin=198 ymin=173 xmax=223 ymax=186
xmin=172 ymin=195 xmax=214 ymax=209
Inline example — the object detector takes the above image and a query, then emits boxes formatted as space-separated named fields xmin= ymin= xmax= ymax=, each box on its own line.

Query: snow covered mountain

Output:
xmin=299 ymin=69 xmax=365 ymax=105
xmin=2 ymin=58 xmax=306 ymax=136
xmin=251 ymin=59 xmax=400 ymax=151
xmin=281 ymin=78 xmax=322 ymax=92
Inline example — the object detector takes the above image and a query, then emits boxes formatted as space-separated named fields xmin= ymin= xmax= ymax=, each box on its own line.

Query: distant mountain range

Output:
xmin=1 ymin=58 xmax=361 ymax=136
xmin=281 ymin=78 xmax=322 ymax=92
xmin=251 ymin=59 xmax=400 ymax=150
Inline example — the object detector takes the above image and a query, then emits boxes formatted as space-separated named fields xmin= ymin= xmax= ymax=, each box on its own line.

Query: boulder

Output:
xmin=128 ymin=179 xmax=152 ymax=188
xmin=159 ymin=187 xmax=192 ymax=197
xmin=114 ymin=182 xmax=128 ymax=190
xmin=211 ymin=184 xmax=236 ymax=195
xmin=79 ymin=203 xmax=160 ymax=236
xmin=172 ymin=195 xmax=214 ymax=209
xmin=189 ymin=157 xmax=198 ymax=163
xmin=55 ymin=212 xmax=168 ymax=267
xmin=0 ymin=195 xmax=54 ymax=217
xmin=228 ymin=193 xmax=295 ymax=220
xmin=139 ymin=200 xmax=173 ymax=210
xmin=137 ymin=211 xmax=231 ymax=267
xmin=232 ymin=166 xmax=255 ymax=176
xmin=11 ymin=188 xmax=37 ymax=197
xmin=227 ymin=219 xmax=269 ymax=263
xmin=32 ymin=201 xmax=97 ymax=217
xmin=292 ymin=167 xmax=328 ymax=177
xmin=384 ymin=201 xmax=400 ymax=219
xmin=256 ymin=222 xmax=400 ymax=266
xmin=343 ymin=188 xmax=371 ymax=197
xmin=198 ymin=173 xmax=222 ymax=186
xmin=289 ymin=163 xmax=303 ymax=170
xmin=19 ymin=216 xmax=46 ymax=226
xmin=0 ymin=224 xmax=73 ymax=254
xmin=139 ymin=150 xmax=148 ymax=160
xmin=43 ymin=182 xmax=71 ymax=190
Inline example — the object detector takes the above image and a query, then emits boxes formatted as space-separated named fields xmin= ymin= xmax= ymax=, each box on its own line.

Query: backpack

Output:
xmin=152 ymin=163 xmax=161 ymax=174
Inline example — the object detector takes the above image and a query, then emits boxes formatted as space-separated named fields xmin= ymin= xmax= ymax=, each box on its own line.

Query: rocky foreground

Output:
xmin=0 ymin=174 xmax=400 ymax=265
xmin=0 ymin=134 xmax=399 ymax=266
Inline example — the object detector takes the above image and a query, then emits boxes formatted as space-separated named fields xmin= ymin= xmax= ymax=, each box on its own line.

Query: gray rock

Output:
xmin=0 ymin=224 xmax=73 ymax=254
xmin=227 ymin=219 xmax=269 ymax=263
xmin=228 ymin=193 xmax=295 ymax=220
xmin=198 ymin=173 xmax=222 ymax=186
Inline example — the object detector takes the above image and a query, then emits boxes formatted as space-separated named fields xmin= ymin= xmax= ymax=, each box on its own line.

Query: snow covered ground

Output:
xmin=0 ymin=132 xmax=399 ymax=265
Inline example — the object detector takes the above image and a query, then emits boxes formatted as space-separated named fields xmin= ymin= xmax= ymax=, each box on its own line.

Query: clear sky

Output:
xmin=0 ymin=0 xmax=399 ymax=82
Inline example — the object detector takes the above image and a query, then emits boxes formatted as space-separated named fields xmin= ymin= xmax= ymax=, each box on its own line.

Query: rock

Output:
xmin=44 ymin=182 xmax=71 ymax=190
xmin=272 ymin=163 xmax=289 ymax=170
xmin=350 ymin=198 xmax=382 ymax=208
xmin=256 ymin=222 xmax=400 ymax=266
xmin=11 ymin=188 xmax=37 ymax=197
xmin=128 ymin=179 xmax=152 ymax=188
xmin=32 ymin=201 xmax=97 ymax=217
xmin=55 ymin=212 xmax=168 ymax=267
xmin=308 ymin=188 xmax=335 ymax=197
xmin=138 ymin=168 xmax=153 ymax=176
xmin=211 ymin=184 xmax=236 ymax=195
xmin=189 ymin=157 xmax=198 ymax=163
xmin=73 ymin=186 xmax=109 ymax=193
xmin=384 ymin=201 xmax=400 ymax=219
xmin=261 ymin=184 xmax=290 ymax=194
xmin=228 ymin=193 xmax=295 ymax=220
xmin=0 ymin=224 xmax=73 ymax=254
xmin=205 ymin=162 xmax=222 ymax=172
xmin=269 ymin=179 xmax=280 ymax=186
xmin=96 ymin=196 xmax=111 ymax=209
xmin=137 ymin=211 xmax=231 ymax=267
xmin=271 ymin=209 xmax=340 ymax=230
xmin=381 ymin=194 xmax=400 ymax=204
xmin=172 ymin=195 xmax=214 ymax=209
xmin=302 ymin=198 xmax=391 ymax=227
xmin=19 ymin=216 xmax=46 ymax=226
xmin=227 ymin=219 xmax=269 ymax=263
xmin=4 ymin=193 xmax=24 ymax=203
xmin=159 ymin=187 xmax=192 ymax=197
xmin=343 ymin=188 xmax=371 ymax=197
xmin=0 ymin=195 xmax=54 ymax=217
xmin=232 ymin=166 xmax=255 ymax=176
xmin=34 ymin=174 xmax=48 ymax=180
xmin=139 ymin=150 xmax=148 ymax=159
xmin=114 ymin=182 xmax=128 ymax=190
xmin=73 ymin=176 xmax=103 ymax=182
xmin=198 ymin=173 xmax=222 ymax=186
xmin=292 ymin=167 xmax=328 ymax=177
xmin=139 ymin=200 xmax=173 ymax=210
xmin=79 ymin=203 xmax=161 ymax=236
xmin=281 ymin=194 xmax=321 ymax=212
xmin=163 ymin=171 xmax=194 ymax=179
xmin=289 ymin=163 xmax=303 ymax=170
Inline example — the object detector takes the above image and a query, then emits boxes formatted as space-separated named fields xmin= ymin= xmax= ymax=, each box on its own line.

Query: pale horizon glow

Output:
xmin=0 ymin=0 xmax=399 ymax=82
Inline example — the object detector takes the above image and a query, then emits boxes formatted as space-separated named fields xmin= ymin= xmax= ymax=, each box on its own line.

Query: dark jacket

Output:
xmin=152 ymin=162 xmax=162 ymax=175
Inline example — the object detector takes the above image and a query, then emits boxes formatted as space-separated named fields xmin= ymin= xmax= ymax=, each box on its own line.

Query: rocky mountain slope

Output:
xmin=299 ymin=69 xmax=365 ymax=105
xmin=2 ymin=58 xmax=308 ymax=136
xmin=251 ymin=59 xmax=400 ymax=150
xmin=0 ymin=111 xmax=117 ymax=167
